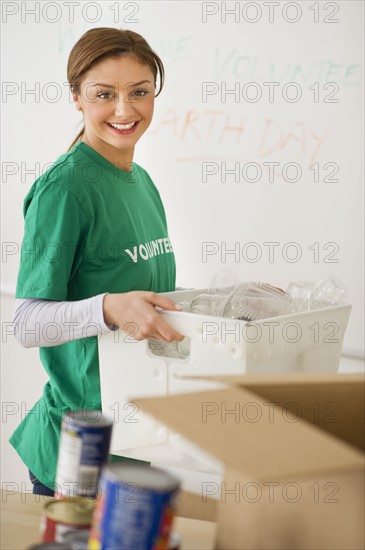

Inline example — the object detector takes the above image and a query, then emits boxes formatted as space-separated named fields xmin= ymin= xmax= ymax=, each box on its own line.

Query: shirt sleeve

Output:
xmin=16 ymin=179 xmax=89 ymax=300
xmin=13 ymin=294 xmax=116 ymax=348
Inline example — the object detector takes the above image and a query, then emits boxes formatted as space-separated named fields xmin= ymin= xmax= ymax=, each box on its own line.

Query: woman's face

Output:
xmin=73 ymin=55 xmax=155 ymax=164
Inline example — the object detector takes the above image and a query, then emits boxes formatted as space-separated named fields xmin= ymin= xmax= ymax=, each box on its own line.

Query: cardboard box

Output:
xmin=135 ymin=372 xmax=365 ymax=550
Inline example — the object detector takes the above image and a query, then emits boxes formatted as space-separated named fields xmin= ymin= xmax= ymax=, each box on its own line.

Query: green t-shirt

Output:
xmin=9 ymin=141 xmax=176 ymax=490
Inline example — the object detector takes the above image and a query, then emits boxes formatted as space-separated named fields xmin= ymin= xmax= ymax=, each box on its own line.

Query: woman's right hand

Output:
xmin=102 ymin=291 xmax=184 ymax=342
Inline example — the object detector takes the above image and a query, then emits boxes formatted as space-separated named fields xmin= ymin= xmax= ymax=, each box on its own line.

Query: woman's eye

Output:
xmin=97 ymin=92 xmax=113 ymax=99
xmin=132 ymin=89 xmax=148 ymax=97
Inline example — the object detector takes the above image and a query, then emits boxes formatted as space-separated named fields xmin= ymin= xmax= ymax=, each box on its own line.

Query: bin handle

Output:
xmin=156 ymin=308 xmax=200 ymax=337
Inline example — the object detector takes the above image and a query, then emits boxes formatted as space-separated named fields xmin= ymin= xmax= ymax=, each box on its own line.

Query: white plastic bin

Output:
xmin=98 ymin=288 xmax=351 ymax=468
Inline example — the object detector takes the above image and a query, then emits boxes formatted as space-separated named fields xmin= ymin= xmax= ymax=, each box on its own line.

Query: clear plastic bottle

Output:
xmin=311 ymin=275 xmax=348 ymax=308
xmin=286 ymin=281 xmax=316 ymax=312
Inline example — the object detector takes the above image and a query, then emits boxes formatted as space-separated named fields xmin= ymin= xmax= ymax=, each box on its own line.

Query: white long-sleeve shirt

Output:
xmin=13 ymin=294 xmax=115 ymax=348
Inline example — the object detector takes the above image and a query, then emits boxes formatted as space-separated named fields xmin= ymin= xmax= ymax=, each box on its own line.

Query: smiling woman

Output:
xmin=71 ymin=55 xmax=155 ymax=169
xmin=67 ymin=27 xmax=164 ymax=141
xmin=9 ymin=27 xmax=184 ymax=495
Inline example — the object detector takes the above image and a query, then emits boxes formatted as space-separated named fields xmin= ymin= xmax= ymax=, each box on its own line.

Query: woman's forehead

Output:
xmin=82 ymin=55 xmax=154 ymax=85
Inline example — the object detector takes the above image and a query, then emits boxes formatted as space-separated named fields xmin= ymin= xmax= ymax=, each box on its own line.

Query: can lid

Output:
xmin=63 ymin=410 xmax=113 ymax=427
xmin=102 ymin=463 xmax=180 ymax=492
xmin=43 ymin=498 xmax=94 ymax=525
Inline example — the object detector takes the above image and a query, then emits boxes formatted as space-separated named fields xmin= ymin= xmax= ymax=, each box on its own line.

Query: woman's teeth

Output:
xmin=108 ymin=122 xmax=137 ymax=130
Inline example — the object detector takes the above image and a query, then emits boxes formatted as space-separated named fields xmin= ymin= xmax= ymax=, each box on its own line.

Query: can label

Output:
xmin=88 ymin=466 xmax=180 ymax=550
xmin=40 ymin=498 xmax=94 ymax=543
xmin=55 ymin=411 xmax=112 ymax=498
xmin=41 ymin=512 xmax=91 ymax=543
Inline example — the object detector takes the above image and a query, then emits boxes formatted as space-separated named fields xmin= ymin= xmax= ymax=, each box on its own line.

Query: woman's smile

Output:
xmin=106 ymin=120 xmax=141 ymax=134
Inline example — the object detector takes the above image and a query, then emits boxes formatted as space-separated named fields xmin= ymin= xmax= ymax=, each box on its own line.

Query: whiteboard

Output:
xmin=1 ymin=1 xmax=364 ymax=356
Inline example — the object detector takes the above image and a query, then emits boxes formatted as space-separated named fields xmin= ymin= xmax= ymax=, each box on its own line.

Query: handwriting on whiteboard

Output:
xmin=149 ymin=110 xmax=326 ymax=165
xmin=212 ymin=49 xmax=360 ymax=85
xmin=57 ymin=27 xmax=360 ymax=87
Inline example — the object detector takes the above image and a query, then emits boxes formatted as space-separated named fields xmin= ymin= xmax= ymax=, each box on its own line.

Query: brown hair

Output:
xmin=66 ymin=27 xmax=164 ymax=151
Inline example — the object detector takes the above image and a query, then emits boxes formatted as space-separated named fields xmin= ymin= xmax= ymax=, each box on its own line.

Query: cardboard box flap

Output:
xmin=181 ymin=372 xmax=364 ymax=386
xmin=181 ymin=372 xmax=365 ymax=386
xmin=136 ymin=386 xmax=364 ymax=482
xmin=180 ymin=373 xmax=365 ymax=452
xmin=176 ymin=490 xmax=217 ymax=521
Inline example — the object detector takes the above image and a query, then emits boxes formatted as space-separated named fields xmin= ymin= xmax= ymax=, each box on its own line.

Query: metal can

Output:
xmin=41 ymin=497 xmax=94 ymax=543
xmin=88 ymin=463 xmax=180 ymax=550
xmin=55 ymin=410 xmax=113 ymax=498
xmin=62 ymin=529 xmax=90 ymax=549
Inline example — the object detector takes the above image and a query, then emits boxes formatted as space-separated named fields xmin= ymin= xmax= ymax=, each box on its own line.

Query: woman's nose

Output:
xmin=114 ymin=97 xmax=136 ymax=118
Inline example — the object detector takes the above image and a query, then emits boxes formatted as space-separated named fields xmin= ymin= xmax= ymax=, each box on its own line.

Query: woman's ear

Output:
xmin=71 ymin=87 xmax=82 ymax=112
xmin=73 ymin=95 xmax=82 ymax=112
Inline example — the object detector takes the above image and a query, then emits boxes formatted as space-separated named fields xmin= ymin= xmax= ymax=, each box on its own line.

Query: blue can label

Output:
xmin=89 ymin=466 xmax=179 ymax=550
xmin=56 ymin=411 xmax=113 ymax=498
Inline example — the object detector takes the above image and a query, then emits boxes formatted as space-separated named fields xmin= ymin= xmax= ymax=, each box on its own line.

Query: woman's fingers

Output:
xmin=128 ymin=310 xmax=184 ymax=342
xmin=103 ymin=291 xmax=185 ymax=342
xmin=152 ymin=315 xmax=185 ymax=342
xmin=144 ymin=292 xmax=183 ymax=311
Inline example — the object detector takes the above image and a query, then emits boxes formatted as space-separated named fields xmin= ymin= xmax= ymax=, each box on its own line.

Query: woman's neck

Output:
xmin=82 ymin=133 xmax=134 ymax=172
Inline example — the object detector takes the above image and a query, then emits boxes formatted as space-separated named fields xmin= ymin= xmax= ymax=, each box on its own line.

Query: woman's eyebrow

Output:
xmin=93 ymin=83 xmax=117 ymax=88
xmin=92 ymin=80 xmax=152 ymax=88
xmin=127 ymin=80 xmax=152 ymax=87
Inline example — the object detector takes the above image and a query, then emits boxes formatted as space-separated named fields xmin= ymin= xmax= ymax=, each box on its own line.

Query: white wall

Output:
xmin=1 ymin=1 xmax=364 ymax=489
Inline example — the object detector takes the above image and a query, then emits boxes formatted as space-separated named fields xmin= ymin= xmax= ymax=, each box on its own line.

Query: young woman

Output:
xmin=10 ymin=27 xmax=184 ymax=495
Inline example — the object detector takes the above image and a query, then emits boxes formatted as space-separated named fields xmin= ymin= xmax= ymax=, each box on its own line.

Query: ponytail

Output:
xmin=67 ymin=127 xmax=84 ymax=152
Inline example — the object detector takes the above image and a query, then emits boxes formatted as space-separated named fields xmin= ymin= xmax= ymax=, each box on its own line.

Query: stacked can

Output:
xmin=55 ymin=411 xmax=113 ymax=499
xmin=63 ymin=529 xmax=91 ymax=549
xmin=40 ymin=498 xmax=94 ymax=543
xmin=88 ymin=463 xmax=180 ymax=550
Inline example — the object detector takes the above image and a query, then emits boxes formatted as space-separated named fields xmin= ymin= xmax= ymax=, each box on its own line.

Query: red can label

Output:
xmin=40 ymin=498 xmax=94 ymax=543
xmin=41 ymin=514 xmax=90 ymax=543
